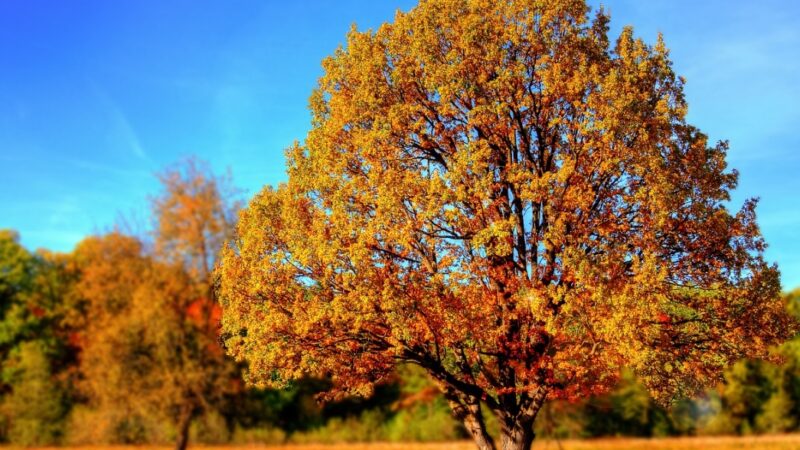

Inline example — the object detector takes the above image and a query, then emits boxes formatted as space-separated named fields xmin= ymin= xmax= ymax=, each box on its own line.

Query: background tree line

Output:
xmin=0 ymin=158 xmax=797 ymax=447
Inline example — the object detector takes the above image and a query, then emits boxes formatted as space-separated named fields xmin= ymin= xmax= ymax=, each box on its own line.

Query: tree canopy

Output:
xmin=219 ymin=1 xmax=791 ymax=449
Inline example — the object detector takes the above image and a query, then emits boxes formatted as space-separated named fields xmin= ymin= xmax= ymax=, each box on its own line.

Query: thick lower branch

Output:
xmin=441 ymin=386 xmax=496 ymax=450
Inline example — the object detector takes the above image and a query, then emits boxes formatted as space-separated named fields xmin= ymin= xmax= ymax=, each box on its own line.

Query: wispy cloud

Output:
xmin=90 ymin=82 xmax=152 ymax=162
xmin=64 ymin=157 xmax=151 ymax=179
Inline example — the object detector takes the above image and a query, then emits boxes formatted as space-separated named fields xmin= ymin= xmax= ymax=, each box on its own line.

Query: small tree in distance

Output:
xmin=75 ymin=159 xmax=240 ymax=450
xmin=149 ymin=158 xmax=241 ymax=450
xmin=217 ymin=1 xmax=792 ymax=449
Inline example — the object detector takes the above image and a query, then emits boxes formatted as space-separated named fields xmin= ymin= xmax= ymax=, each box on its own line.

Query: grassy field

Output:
xmin=15 ymin=435 xmax=800 ymax=450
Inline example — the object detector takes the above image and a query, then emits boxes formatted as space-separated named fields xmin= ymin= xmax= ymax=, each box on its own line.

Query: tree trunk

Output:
xmin=174 ymin=409 xmax=192 ymax=450
xmin=499 ymin=421 xmax=535 ymax=450
xmin=436 ymin=376 xmax=546 ymax=450
xmin=459 ymin=415 xmax=536 ymax=450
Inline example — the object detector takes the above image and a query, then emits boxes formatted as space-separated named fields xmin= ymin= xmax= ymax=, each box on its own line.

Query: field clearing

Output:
xmin=14 ymin=435 xmax=800 ymax=450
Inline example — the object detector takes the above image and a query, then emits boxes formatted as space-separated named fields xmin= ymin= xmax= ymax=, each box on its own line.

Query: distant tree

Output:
xmin=0 ymin=231 xmax=76 ymax=444
xmin=755 ymin=289 xmax=800 ymax=433
xmin=74 ymin=159 xmax=240 ymax=450
xmin=151 ymin=157 xmax=240 ymax=291
xmin=693 ymin=290 xmax=800 ymax=436
xmin=149 ymin=158 xmax=241 ymax=450
xmin=0 ymin=230 xmax=36 ymax=372
xmin=71 ymin=233 xmax=162 ymax=443
xmin=583 ymin=370 xmax=670 ymax=437
xmin=715 ymin=360 xmax=773 ymax=435
xmin=72 ymin=233 xmax=236 ymax=448
xmin=0 ymin=231 xmax=33 ymax=313
xmin=217 ymin=1 xmax=792 ymax=449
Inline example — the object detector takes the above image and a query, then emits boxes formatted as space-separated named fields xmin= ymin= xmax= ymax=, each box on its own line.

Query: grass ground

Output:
xmin=15 ymin=435 xmax=800 ymax=450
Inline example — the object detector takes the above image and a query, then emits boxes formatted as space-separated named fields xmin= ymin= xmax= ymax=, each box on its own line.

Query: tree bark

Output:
xmin=431 ymin=364 xmax=547 ymax=450
xmin=453 ymin=388 xmax=545 ymax=450
xmin=442 ymin=388 xmax=496 ymax=450
xmin=461 ymin=404 xmax=496 ymax=450
xmin=496 ymin=387 xmax=548 ymax=450
xmin=499 ymin=420 xmax=535 ymax=450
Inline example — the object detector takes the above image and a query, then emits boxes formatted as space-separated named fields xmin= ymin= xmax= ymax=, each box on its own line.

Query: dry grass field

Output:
xmin=13 ymin=435 xmax=800 ymax=450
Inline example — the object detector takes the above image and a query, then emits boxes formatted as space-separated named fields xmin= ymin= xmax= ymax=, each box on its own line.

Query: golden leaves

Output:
xmin=218 ymin=0 xmax=789 ymax=415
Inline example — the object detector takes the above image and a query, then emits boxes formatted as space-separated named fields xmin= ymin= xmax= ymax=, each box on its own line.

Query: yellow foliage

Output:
xmin=217 ymin=1 xmax=791 ymax=449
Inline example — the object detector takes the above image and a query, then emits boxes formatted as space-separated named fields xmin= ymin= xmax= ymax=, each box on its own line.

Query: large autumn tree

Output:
xmin=217 ymin=1 xmax=791 ymax=449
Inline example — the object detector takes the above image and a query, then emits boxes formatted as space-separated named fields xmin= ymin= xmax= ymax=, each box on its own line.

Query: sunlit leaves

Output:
xmin=218 ymin=0 xmax=790 ymax=447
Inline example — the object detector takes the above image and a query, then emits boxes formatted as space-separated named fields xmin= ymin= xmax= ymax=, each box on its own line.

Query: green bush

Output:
xmin=385 ymin=396 xmax=463 ymax=441
xmin=2 ymin=341 xmax=66 ymax=445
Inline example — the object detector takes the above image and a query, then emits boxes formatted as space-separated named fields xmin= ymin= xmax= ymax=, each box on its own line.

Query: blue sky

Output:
xmin=1 ymin=1 xmax=798 ymax=289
